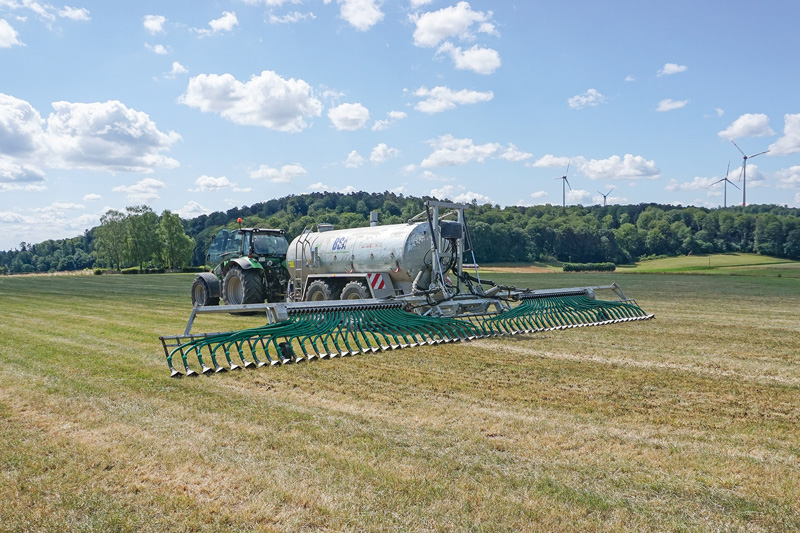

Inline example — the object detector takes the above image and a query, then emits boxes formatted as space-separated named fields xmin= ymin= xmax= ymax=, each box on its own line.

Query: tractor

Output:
xmin=191 ymin=226 xmax=290 ymax=307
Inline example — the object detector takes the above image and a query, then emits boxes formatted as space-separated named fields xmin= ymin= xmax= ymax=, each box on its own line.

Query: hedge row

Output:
xmin=562 ymin=262 xmax=616 ymax=272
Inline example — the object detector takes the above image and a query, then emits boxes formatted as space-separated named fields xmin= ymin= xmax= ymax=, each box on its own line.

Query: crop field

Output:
xmin=1 ymin=271 xmax=799 ymax=531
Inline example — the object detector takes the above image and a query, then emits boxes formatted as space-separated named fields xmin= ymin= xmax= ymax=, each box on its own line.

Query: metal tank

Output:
xmin=286 ymin=222 xmax=434 ymax=296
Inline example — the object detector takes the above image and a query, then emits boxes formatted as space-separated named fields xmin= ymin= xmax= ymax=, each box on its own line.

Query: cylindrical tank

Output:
xmin=286 ymin=222 xmax=433 ymax=285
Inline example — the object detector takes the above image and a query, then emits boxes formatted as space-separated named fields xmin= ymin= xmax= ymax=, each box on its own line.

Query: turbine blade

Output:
xmin=730 ymin=180 xmax=740 ymax=190
xmin=566 ymin=161 xmax=570 ymax=176
xmin=711 ymin=178 xmax=725 ymax=185
xmin=731 ymin=139 xmax=746 ymax=156
xmin=725 ymin=161 xmax=730 ymax=179
xmin=608 ymin=188 xmax=614 ymax=195
xmin=565 ymin=177 xmax=572 ymax=190
xmin=749 ymin=150 xmax=769 ymax=158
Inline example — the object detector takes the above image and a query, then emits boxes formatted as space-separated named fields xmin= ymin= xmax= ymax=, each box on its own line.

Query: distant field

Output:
xmin=1 ymin=273 xmax=799 ymax=530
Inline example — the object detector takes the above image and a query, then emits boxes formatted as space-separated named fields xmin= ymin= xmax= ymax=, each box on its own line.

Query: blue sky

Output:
xmin=2 ymin=0 xmax=800 ymax=251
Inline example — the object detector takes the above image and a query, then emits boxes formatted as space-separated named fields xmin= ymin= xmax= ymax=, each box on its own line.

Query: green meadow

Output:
xmin=1 ymin=267 xmax=798 ymax=531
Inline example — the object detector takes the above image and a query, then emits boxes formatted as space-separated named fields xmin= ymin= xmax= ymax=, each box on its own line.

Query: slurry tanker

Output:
xmin=160 ymin=201 xmax=653 ymax=377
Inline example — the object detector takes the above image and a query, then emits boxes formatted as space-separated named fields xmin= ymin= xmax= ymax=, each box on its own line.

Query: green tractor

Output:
xmin=191 ymin=226 xmax=290 ymax=307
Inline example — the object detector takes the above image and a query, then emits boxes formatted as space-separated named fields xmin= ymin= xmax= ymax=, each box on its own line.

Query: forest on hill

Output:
xmin=2 ymin=191 xmax=800 ymax=274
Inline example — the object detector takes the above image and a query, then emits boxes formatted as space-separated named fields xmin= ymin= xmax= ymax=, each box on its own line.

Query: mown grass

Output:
xmin=1 ymin=272 xmax=799 ymax=531
xmin=617 ymin=253 xmax=800 ymax=277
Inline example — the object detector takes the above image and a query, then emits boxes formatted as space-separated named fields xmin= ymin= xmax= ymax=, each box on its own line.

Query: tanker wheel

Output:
xmin=305 ymin=280 xmax=333 ymax=302
xmin=340 ymin=280 xmax=369 ymax=300
xmin=224 ymin=267 xmax=266 ymax=305
xmin=191 ymin=278 xmax=219 ymax=307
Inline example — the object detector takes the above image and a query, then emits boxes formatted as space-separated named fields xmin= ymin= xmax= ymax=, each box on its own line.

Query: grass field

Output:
xmin=1 ymin=271 xmax=799 ymax=531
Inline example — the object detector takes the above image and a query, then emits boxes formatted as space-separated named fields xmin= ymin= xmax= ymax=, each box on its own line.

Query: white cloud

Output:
xmin=421 ymin=134 xmax=501 ymax=167
xmin=656 ymin=98 xmax=688 ymax=112
xmin=146 ymin=43 xmax=168 ymax=55
xmin=112 ymin=178 xmax=165 ymax=202
xmin=338 ymin=0 xmax=383 ymax=31
xmin=410 ymin=0 xmax=433 ymax=7
xmin=0 ymin=19 xmax=24 ymax=48
xmin=658 ymin=63 xmax=687 ymax=76
xmin=344 ymin=150 xmax=365 ymax=168
xmin=664 ymin=176 xmax=719 ymax=192
xmin=436 ymin=42 xmax=500 ymax=75
xmin=328 ymin=102 xmax=370 ymax=131
xmin=165 ymin=61 xmax=188 ymax=78
xmin=194 ymin=11 xmax=238 ymax=36
xmin=180 ymin=71 xmax=322 ymax=133
xmin=579 ymin=154 xmax=661 ymax=180
xmin=410 ymin=2 xmax=494 ymax=48
xmin=308 ymin=181 xmax=328 ymax=191
xmin=413 ymin=86 xmax=493 ymax=114
xmin=249 ymin=163 xmax=307 ymax=183
xmin=768 ymin=113 xmax=800 ymax=156
xmin=372 ymin=110 xmax=407 ymax=131
xmin=499 ymin=143 xmax=532 ymax=162
xmin=775 ymin=166 xmax=800 ymax=189
xmin=715 ymin=108 xmax=725 ymax=117
xmin=718 ymin=113 xmax=775 ymax=140
xmin=176 ymin=200 xmax=212 ymax=219
xmin=269 ymin=11 xmax=315 ymax=24
xmin=568 ymin=88 xmax=605 ymax=110
xmin=143 ymin=14 xmax=166 ymax=34
xmin=370 ymin=143 xmax=399 ymax=164
xmin=531 ymin=154 xmax=570 ymax=168
xmin=192 ymin=175 xmax=235 ymax=192
xmin=430 ymin=184 xmax=492 ymax=204
xmin=58 ymin=7 xmax=90 ymax=21
xmin=530 ymin=190 xmax=548 ymax=199
xmin=82 ymin=193 xmax=101 ymax=201
xmin=419 ymin=170 xmax=454 ymax=182
xmin=46 ymin=100 xmax=181 ymax=172
xmin=625 ymin=75 xmax=635 ymax=82
xmin=567 ymin=189 xmax=592 ymax=204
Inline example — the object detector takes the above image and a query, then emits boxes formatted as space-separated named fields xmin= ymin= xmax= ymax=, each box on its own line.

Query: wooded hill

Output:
xmin=2 ymin=191 xmax=800 ymax=274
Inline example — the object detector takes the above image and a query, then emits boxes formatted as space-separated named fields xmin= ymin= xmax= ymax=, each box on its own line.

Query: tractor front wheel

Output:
xmin=224 ymin=267 xmax=266 ymax=305
xmin=191 ymin=278 xmax=219 ymax=307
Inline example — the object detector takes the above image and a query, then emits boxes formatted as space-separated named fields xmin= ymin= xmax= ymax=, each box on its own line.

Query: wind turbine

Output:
xmin=598 ymin=189 xmax=614 ymax=207
xmin=711 ymin=162 xmax=739 ymax=208
xmin=555 ymin=161 xmax=571 ymax=208
xmin=731 ymin=140 xmax=768 ymax=206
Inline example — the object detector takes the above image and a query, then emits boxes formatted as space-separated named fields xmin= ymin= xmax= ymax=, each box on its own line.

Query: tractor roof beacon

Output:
xmin=191 ymin=227 xmax=290 ymax=308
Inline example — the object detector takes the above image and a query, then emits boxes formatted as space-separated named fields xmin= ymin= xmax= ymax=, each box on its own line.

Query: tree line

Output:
xmin=2 ymin=191 xmax=800 ymax=275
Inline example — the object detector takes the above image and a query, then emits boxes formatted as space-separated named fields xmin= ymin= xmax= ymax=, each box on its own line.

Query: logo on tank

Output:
xmin=331 ymin=237 xmax=349 ymax=251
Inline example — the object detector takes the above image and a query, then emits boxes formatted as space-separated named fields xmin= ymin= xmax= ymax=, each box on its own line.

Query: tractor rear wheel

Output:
xmin=224 ymin=267 xmax=266 ymax=305
xmin=191 ymin=278 xmax=219 ymax=307
xmin=305 ymin=280 xmax=333 ymax=302
xmin=340 ymin=280 xmax=370 ymax=300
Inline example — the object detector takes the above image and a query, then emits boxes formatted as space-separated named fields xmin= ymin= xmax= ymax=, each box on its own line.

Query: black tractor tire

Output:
xmin=224 ymin=267 xmax=266 ymax=305
xmin=339 ymin=280 xmax=370 ymax=300
xmin=305 ymin=280 xmax=334 ymax=302
xmin=191 ymin=277 xmax=219 ymax=307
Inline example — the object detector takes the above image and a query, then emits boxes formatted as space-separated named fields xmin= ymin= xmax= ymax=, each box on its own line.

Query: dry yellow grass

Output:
xmin=0 ymin=272 xmax=798 ymax=531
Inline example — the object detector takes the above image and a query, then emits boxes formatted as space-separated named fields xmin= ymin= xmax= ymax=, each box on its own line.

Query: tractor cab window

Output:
xmin=207 ymin=228 xmax=243 ymax=264
xmin=252 ymin=233 xmax=289 ymax=257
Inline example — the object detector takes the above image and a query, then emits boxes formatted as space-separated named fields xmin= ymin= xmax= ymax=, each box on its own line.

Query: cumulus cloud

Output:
xmin=499 ymin=143 xmax=532 ymax=162
xmin=338 ymin=0 xmax=383 ymax=31
xmin=1 ymin=1 xmax=90 ymax=27
xmin=718 ymin=113 xmax=775 ymax=140
xmin=530 ymin=190 xmax=548 ymax=199
xmin=372 ymin=110 xmax=407 ymax=131
xmin=191 ymin=175 xmax=236 ymax=192
xmin=430 ymin=184 xmax=492 ymax=204
xmin=410 ymin=2 xmax=494 ymax=48
xmin=775 ymin=166 xmax=800 ymax=189
xmin=82 ymin=193 xmax=101 ymax=201
xmin=328 ymin=102 xmax=369 ymax=130
xmin=656 ymin=98 xmax=688 ymax=112
xmin=58 ymin=7 xmax=90 ymax=20
xmin=269 ymin=11 xmax=316 ymax=24
xmin=413 ymin=86 xmax=493 ymax=114
xmin=531 ymin=154 xmax=571 ymax=168
xmin=165 ymin=61 xmax=188 ymax=78
xmin=568 ymin=89 xmax=605 ymax=110
xmin=176 ymin=200 xmax=212 ymax=219
xmin=421 ymin=134 xmax=501 ymax=167
xmin=370 ymin=143 xmax=399 ymax=164
xmin=0 ymin=94 xmax=181 ymax=181
xmin=566 ymin=189 xmax=592 ymax=204
xmin=658 ymin=63 xmax=687 ymax=76
xmin=112 ymin=178 xmax=165 ymax=202
xmin=180 ymin=71 xmax=322 ymax=133
xmin=46 ymin=100 xmax=181 ymax=172
xmin=0 ymin=19 xmax=24 ymax=48
xmin=194 ymin=11 xmax=238 ymax=36
xmin=768 ymin=113 xmax=800 ymax=156
xmin=579 ymin=154 xmax=661 ymax=181
xmin=0 ymin=202 xmax=99 ymax=250
xmin=436 ymin=42 xmax=500 ymax=75
xmin=145 ymin=43 xmax=168 ymax=55
xmin=664 ymin=176 xmax=720 ymax=192
xmin=249 ymin=163 xmax=307 ymax=183
xmin=143 ymin=14 xmax=166 ymax=34
xmin=344 ymin=150 xmax=365 ymax=168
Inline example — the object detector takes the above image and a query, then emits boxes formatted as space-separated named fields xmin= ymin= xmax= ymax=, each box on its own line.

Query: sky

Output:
xmin=2 ymin=0 xmax=800 ymax=251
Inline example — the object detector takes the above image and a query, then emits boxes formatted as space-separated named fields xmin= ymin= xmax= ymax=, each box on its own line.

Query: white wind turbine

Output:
xmin=731 ymin=140 xmax=768 ymax=206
